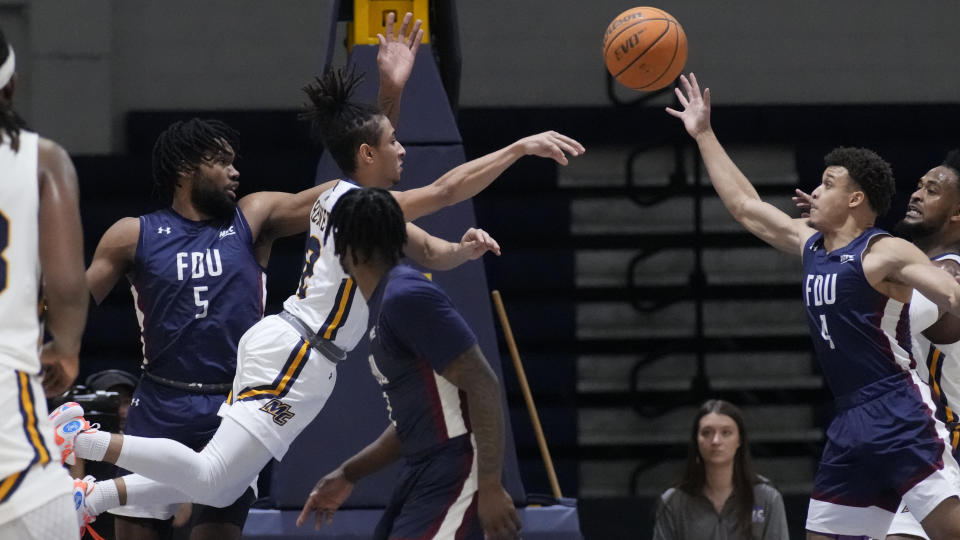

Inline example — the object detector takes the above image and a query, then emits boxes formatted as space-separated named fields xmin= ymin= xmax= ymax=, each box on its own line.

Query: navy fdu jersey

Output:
xmin=802 ymin=228 xmax=916 ymax=397
xmin=130 ymin=208 xmax=265 ymax=383
xmin=367 ymin=265 xmax=478 ymax=457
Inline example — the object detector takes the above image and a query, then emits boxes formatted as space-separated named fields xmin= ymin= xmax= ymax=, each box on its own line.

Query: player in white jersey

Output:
xmin=887 ymin=153 xmax=960 ymax=540
xmin=0 ymin=28 xmax=89 ymax=540
xmin=53 ymin=63 xmax=584 ymax=524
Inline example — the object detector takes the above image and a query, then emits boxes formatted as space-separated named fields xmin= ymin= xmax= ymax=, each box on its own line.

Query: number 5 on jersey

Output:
xmin=194 ymin=286 xmax=209 ymax=318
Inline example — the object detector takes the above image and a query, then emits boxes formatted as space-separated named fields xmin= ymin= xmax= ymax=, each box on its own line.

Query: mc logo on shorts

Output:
xmin=259 ymin=398 xmax=295 ymax=426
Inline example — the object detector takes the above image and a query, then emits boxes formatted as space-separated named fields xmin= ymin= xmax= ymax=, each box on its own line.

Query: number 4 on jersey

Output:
xmin=819 ymin=314 xmax=836 ymax=350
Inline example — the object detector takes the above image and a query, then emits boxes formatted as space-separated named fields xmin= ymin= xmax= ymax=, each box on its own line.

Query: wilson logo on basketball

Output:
xmin=603 ymin=6 xmax=688 ymax=91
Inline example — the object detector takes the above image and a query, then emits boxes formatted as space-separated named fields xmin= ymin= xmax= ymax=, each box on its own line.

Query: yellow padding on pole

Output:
xmin=350 ymin=0 xmax=430 ymax=47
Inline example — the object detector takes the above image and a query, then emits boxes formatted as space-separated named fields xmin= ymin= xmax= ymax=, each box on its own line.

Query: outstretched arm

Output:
xmin=296 ymin=425 xmax=401 ymax=530
xmin=37 ymin=138 xmax=88 ymax=396
xmin=870 ymin=236 xmax=960 ymax=317
xmin=377 ymin=11 xmax=422 ymax=127
xmin=237 ymin=180 xmax=340 ymax=263
xmin=403 ymin=223 xmax=500 ymax=271
xmin=666 ymin=74 xmax=813 ymax=255
xmin=392 ymin=131 xmax=585 ymax=222
xmin=441 ymin=345 xmax=522 ymax=540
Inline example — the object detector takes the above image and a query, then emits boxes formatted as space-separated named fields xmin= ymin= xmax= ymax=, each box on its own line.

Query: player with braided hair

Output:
xmin=298 ymin=188 xmax=521 ymax=539
xmin=55 ymin=12 xmax=584 ymax=536
xmin=326 ymin=187 xmax=408 ymax=268
xmin=150 ymin=118 xmax=240 ymax=206
xmin=80 ymin=14 xmax=429 ymax=540
xmin=84 ymin=115 xmax=273 ymax=540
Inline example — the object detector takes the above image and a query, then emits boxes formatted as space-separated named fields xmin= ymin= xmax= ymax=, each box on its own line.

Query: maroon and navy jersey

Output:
xmin=802 ymin=227 xmax=916 ymax=397
xmin=130 ymin=208 xmax=266 ymax=383
xmin=366 ymin=265 xmax=478 ymax=457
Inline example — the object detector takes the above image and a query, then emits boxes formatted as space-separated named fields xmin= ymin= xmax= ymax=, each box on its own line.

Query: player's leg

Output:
xmin=189 ymin=520 xmax=241 ymax=540
xmin=73 ymin=415 xmax=272 ymax=530
xmin=54 ymin=321 xmax=292 ymax=506
xmin=895 ymin=372 xmax=960 ymax=539
xmin=79 ymin=316 xmax=336 ymax=525
xmin=112 ymin=378 xmax=175 ymax=540
xmin=0 ymin=368 xmax=79 ymax=538
xmin=186 ymin=487 xmax=255 ymax=540
xmin=114 ymin=515 xmax=172 ymax=540
xmin=115 ymin=378 xmax=229 ymax=540
xmin=918 ymin=496 xmax=960 ymax=539
xmin=97 ymin=417 xmax=272 ymax=510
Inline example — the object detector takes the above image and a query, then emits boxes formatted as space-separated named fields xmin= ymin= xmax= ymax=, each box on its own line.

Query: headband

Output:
xmin=0 ymin=46 xmax=15 ymax=89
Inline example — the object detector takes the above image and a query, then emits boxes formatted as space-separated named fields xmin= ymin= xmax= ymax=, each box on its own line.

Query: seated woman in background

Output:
xmin=653 ymin=399 xmax=789 ymax=540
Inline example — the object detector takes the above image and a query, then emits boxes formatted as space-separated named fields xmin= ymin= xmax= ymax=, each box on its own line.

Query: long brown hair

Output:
xmin=678 ymin=399 xmax=764 ymax=536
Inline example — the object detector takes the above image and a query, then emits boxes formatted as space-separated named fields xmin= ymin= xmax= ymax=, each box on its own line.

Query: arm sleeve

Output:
xmin=910 ymin=289 xmax=940 ymax=333
xmin=381 ymin=281 xmax=477 ymax=373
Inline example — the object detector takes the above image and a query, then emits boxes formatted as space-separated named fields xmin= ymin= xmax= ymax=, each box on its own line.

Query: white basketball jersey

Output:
xmin=0 ymin=131 xmax=41 ymax=374
xmin=911 ymin=254 xmax=960 ymax=449
xmin=283 ymin=180 xmax=368 ymax=351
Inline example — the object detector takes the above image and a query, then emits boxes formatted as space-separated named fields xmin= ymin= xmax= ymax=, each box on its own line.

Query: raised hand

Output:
xmin=296 ymin=468 xmax=354 ymax=530
xmin=792 ymin=188 xmax=813 ymax=218
xmin=665 ymin=73 xmax=712 ymax=138
xmin=518 ymin=131 xmax=585 ymax=166
xmin=377 ymin=11 xmax=423 ymax=94
xmin=478 ymin=486 xmax=522 ymax=540
xmin=459 ymin=228 xmax=501 ymax=259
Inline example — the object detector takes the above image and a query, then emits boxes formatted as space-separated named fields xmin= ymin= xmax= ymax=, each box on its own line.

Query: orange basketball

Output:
xmin=603 ymin=6 xmax=688 ymax=91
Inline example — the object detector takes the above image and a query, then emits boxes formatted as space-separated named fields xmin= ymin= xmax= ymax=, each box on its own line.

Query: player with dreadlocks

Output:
xmin=73 ymin=14 xmax=431 ymax=540
xmin=79 ymin=116 xmax=279 ymax=540
xmin=298 ymin=187 xmax=522 ymax=539
xmin=52 ymin=11 xmax=583 ymax=537
xmin=0 ymin=26 xmax=88 ymax=540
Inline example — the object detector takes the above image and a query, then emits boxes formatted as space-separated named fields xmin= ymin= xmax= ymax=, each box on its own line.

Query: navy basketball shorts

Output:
xmin=125 ymin=376 xmax=226 ymax=448
xmin=374 ymin=434 xmax=482 ymax=540
xmin=806 ymin=371 xmax=960 ymax=538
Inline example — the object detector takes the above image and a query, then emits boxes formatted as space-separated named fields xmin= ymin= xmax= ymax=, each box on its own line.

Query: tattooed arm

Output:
xmin=441 ymin=345 xmax=521 ymax=540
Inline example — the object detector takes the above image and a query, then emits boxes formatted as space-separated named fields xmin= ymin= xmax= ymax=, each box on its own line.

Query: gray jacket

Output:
xmin=652 ymin=481 xmax=789 ymax=540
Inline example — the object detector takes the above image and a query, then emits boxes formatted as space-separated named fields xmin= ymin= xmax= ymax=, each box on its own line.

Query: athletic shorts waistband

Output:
xmin=142 ymin=371 xmax=232 ymax=394
xmin=278 ymin=310 xmax=347 ymax=363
